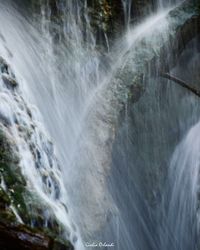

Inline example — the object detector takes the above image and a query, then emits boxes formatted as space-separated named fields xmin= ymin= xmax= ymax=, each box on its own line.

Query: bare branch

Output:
xmin=161 ymin=72 xmax=200 ymax=98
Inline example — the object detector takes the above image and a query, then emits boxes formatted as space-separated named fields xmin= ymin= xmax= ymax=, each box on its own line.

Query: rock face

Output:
xmin=13 ymin=0 xmax=159 ymax=47
xmin=87 ymin=0 xmax=124 ymax=41
xmin=0 ymin=57 xmax=74 ymax=249
xmin=130 ymin=0 xmax=156 ymax=17
xmin=86 ymin=0 xmax=157 ymax=45
xmin=0 ymin=221 xmax=73 ymax=250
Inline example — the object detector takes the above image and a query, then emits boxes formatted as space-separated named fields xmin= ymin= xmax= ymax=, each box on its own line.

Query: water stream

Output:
xmin=0 ymin=0 xmax=199 ymax=249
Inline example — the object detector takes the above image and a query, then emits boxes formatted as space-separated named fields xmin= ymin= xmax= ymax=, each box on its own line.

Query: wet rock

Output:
xmin=0 ymin=112 xmax=12 ymax=127
xmin=53 ymin=239 xmax=73 ymax=250
xmin=0 ymin=221 xmax=74 ymax=250
xmin=72 ymin=235 xmax=78 ymax=244
xmin=131 ymin=0 xmax=157 ymax=19
xmin=2 ymin=74 xmax=18 ymax=88
xmin=0 ymin=57 xmax=9 ymax=74
xmin=0 ymin=187 xmax=11 ymax=209
xmin=87 ymin=0 xmax=124 ymax=44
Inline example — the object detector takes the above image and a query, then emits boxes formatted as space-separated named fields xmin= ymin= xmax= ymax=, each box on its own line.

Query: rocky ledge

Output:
xmin=0 ymin=221 xmax=73 ymax=250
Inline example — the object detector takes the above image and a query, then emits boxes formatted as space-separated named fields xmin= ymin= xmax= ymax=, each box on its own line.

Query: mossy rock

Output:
xmin=0 ymin=220 xmax=74 ymax=250
xmin=0 ymin=128 xmax=71 ymax=248
xmin=0 ymin=129 xmax=29 ymax=220
xmin=53 ymin=238 xmax=73 ymax=250
xmin=0 ymin=187 xmax=11 ymax=209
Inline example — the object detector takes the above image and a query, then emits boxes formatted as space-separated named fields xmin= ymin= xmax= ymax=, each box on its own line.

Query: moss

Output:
xmin=0 ymin=129 xmax=33 ymax=222
xmin=0 ymin=187 xmax=11 ymax=208
xmin=0 ymin=208 xmax=16 ymax=225
xmin=53 ymin=238 xmax=73 ymax=250
xmin=0 ymin=165 xmax=25 ymax=187
xmin=0 ymin=129 xmax=30 ymax=223
xmin=0 ymin=132 xmax=24 ymax=185
xmin=10 ymin=185 xmax=28 ymax=220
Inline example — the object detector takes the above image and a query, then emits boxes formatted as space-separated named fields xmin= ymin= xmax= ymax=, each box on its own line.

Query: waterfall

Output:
xmin=158 ymin=36 xmax=200 ymax=250
xmin=160 ymin=122 xmax=200 ymax=250
xmin=121 ymin=0 xmax=132 ymax=28
xmin=0 ymin=56 xmax=83 ymax=248
xmin=0 ymin=0 xmax=96 ymax=249
xmin=0 ymin=0 xmax=199 ymax=249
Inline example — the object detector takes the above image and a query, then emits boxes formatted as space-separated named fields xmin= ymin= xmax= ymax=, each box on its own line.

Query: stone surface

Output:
xmin=0 ymin=221 xmax=73 ymax=250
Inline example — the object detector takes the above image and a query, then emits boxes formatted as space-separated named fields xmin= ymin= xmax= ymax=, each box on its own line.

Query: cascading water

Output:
xmin=0 ymin=0 xmax=97 ymax=248
xmin=157 ymin=37 xmax=200 ymax=250
xmin=121 ymin=0 xmax=132 ymax=28
xmin=0 ymin=0 xmax=199 ymax=250
xmin=160 ymin=122 xmax=200 ymax=250
xmin=109 ymin=9 xmax=200 ymax=250
xmin=0 ymin=58 xmax=84 ymax=249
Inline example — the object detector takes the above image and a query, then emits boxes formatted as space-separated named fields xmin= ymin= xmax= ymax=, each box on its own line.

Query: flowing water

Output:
xmin=0 ymin=0 xmax=199 ymax=249
xmin=109 ymin=36 xmax=200 ymax=250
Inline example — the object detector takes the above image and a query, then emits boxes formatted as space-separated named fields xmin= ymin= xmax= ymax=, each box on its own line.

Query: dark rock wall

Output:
xmin=10 ymin=0 xmax=158 ymax=46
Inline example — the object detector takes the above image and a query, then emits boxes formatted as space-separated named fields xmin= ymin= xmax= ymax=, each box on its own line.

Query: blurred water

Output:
xmin=109 ymin=35 xmax=200 ymax=250
xmin=0 ymin=0 xmax=198 ymax=250
xmin=0 ymin=47 xmax=84 ymax=249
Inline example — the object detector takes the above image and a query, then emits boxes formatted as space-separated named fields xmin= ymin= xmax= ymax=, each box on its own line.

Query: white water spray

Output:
xmin=0 ymin=0 xmax=198 ymax=249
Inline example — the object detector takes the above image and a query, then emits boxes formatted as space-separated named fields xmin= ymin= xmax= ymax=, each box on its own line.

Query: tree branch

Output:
xmin=161 ymin=72 xmax=200 ymax=97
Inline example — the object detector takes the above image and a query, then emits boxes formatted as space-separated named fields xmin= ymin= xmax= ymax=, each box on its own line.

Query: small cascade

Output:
xmin=0 ymin=37 xmax=84 ymax=250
